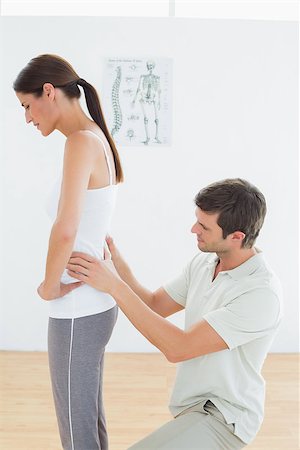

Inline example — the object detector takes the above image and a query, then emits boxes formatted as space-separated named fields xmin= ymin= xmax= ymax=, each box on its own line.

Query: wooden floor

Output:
xmin=0 ymin=352 xmax=298 ymax=450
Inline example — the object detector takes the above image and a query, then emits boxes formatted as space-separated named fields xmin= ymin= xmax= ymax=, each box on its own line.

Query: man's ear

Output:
xmin=231 ymin=231 xmax=246 ymax=243
xmin=42 ymin=83 xmax=55 ymax=101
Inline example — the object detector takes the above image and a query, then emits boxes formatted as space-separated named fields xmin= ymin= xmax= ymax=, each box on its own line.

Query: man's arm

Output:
xmin=101 ymin=236 xmax=183 ymax=318
xmin=67 ymin=253 xmax=228 ymax=363
xmin=110 ymin=282 xmax=228 ymax=363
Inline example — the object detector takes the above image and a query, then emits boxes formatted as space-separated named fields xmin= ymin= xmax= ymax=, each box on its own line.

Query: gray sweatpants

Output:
xmin=128 ymin=400 xmax=246 ymax=450
xmin=48 ymin=306 xmax=118 ymax=450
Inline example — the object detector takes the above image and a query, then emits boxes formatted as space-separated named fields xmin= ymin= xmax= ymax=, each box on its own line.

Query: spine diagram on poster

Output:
xmin=111 ymin=66 xmax=122 ymax=137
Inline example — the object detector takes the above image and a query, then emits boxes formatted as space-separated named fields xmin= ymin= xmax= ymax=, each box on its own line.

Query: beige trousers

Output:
xmin=127 ymin=400 xmax=246 ymax=450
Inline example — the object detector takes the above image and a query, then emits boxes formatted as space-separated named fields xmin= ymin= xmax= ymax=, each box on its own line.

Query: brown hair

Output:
xmin=194 ymin=178 xmax=266 ymax=248
xmin=13 ymin=54 xmax=123 ymax=182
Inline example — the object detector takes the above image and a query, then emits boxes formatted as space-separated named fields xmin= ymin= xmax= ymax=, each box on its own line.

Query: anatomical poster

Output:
xmin=102 ymin=57 xmax=172 ymax=146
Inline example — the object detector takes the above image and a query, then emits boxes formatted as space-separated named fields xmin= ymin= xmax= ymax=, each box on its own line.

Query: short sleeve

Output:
xmin=163 ymin=262 xmax=191 ymax=307
xmin=204 ymin=288 xmax=282 ymax=350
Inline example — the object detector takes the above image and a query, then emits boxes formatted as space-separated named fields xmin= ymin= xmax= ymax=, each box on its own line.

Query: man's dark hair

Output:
xmin=194 ymin=178 xmax=267 ymax=248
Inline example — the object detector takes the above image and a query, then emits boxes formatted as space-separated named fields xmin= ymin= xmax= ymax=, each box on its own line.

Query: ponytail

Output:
xmin=77 ymin=78 xmax=123 ymax=183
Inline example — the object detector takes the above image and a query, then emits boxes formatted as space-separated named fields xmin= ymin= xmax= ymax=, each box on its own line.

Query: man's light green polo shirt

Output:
xmin=163 ymin=251 xmax=283 ymax=444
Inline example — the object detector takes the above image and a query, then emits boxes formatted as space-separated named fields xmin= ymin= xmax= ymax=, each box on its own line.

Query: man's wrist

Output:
xmin=110 ymin=278 xmax=128 ymax=300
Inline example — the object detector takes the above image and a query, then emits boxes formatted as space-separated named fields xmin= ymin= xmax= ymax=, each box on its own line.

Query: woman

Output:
xmin=14 ymin=54 xmax=123 ymax=450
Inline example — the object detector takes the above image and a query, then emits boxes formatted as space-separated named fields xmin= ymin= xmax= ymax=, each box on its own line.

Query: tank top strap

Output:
xmin=83 ymin=129 xmax=113 ymax=185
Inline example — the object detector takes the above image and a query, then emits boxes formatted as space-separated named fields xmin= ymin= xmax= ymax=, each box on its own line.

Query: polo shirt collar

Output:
xmin=205 ymin=251 xmax=264 ymax=281
xmin=225 ymin=252 xmax=264 ymax=280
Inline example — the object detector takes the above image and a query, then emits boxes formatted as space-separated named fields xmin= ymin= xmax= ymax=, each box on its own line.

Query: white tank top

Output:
xmin=45 ymin=130 xmax=118 ymax=319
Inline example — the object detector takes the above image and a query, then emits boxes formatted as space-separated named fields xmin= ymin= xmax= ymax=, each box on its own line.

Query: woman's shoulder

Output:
xmin=65 ymin=129 xmax=109 ymax=156
xmin=67 ymin=128 xmax=107 ymax=145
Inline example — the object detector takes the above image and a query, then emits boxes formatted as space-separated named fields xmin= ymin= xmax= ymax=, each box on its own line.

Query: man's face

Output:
xmin=191 ymin=207 xmax=230 ymax=254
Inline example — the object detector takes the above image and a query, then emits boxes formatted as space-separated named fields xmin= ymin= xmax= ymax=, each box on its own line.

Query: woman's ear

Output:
xmin=43 ymin=82 xmax=55 ymax=100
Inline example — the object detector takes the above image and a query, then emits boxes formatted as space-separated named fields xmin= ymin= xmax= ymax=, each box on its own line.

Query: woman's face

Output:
xmin=16 ymin=84 xmax=58 ymax=136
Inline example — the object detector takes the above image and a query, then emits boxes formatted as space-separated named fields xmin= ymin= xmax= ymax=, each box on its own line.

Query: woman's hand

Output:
xmin=37 ymin=280 xmax=83 ymax=300
xmin=67 ymin=250 xmax=123 ymax=295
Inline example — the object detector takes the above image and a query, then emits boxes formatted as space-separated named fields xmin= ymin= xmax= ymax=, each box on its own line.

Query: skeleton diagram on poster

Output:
xmin=103 ymin=57 xmax=172 ymax=146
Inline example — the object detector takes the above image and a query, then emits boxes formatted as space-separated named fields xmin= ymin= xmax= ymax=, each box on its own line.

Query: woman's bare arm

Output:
xmin=39 ymin=131 xmax=99 ymax=300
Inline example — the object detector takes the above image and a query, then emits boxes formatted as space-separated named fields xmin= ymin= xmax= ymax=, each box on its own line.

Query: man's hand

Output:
xmin=105 ymin=236 xmax=132 ymax=282
xmin=67 ymin=250 xmax=123 ymax=295
xmin=37 ymin=281 xmax=82 ymax=300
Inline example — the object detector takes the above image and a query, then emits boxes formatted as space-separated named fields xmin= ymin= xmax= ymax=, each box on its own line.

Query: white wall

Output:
xmin=1 ymin=16 xmax=298 ymax=352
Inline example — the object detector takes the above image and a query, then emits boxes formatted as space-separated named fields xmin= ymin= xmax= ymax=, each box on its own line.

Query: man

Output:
xmin=67 ymin=178 xmax=282 ymax=449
